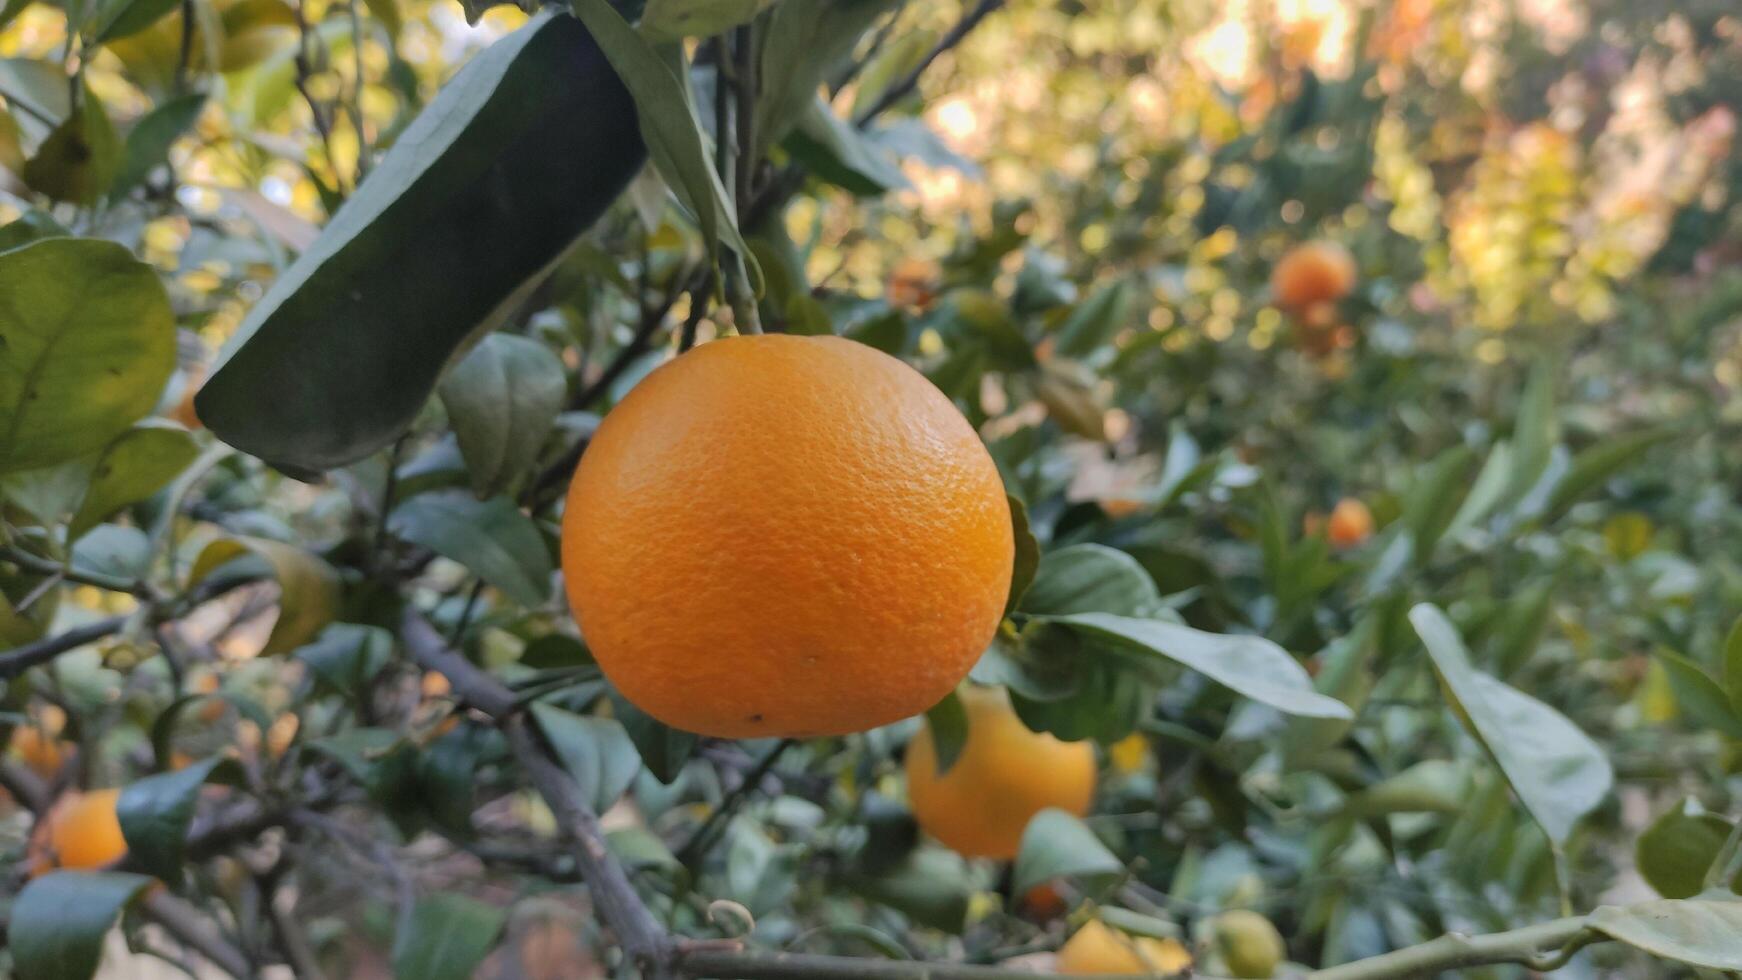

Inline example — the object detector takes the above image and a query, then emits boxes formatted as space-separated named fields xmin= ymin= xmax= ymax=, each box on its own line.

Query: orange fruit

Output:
xmin=1057 ymin=920 xmax=1193 ymax=975
xmin=9 ymin=725 xmax=67 ymax=780
xmin=1325 ymin=498 xmax=1373 ymax=549
xmin=28 ymin=788 xmax=129 ymax=876
xmin=1019 ymin=880 xmax=1069 ymax=921
xmin=905 ymin=684 xmax=1095 ymax=859
xmin=563 ymin=335 xmax=1013 ymax=739
xmin=1271 ymin=241 xmax=1356 ymax=312
xmin=886 ymin=257 xmax=942 ymax=311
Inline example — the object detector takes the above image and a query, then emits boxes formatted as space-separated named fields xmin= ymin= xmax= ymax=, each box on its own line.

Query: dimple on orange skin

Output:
xmin=905 ymin=684 xmax=1096 ymax=859
xmin=562 ymin=334 xmax=1014 ymax=739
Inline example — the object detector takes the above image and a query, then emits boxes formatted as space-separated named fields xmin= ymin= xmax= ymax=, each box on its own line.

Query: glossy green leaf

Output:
xmin=1052 ymin=282 xmax=1132 ymax=359
xmin=1344 ymin=760 xmax=1471 ymax=817
xmin=1045 ymin=612 xmax=1351 ymax=719
xmin=923 ymin=689 xmax=967 ymax=776
xmin=1410 ymin=603 xmax=1612 ymax=844
xmin=197 ymin=11 xmax=645 ymax=473
xmin=1636 ymin=800 xmax=1739 ymax=899
xmin=786 ymin=96 xmax=910 ymax=196
xmin=11 ymin=871 xmax=157 ymax=980
xmin=1003 ymin=495 xmax=1039 ymax=615
xmin=306 ymin=727 xmax=411 ymax=795
xmin=87 ymin=0 xmax=180 ymax=42
xmin=1652 ymin=649 xmax=1742 ymax=739
xmin=387 ymin=491 xmax=552 ymax=607
xmin=1020 ymin=544 xmax=1159 ymax=618
xmin=391 ymin=894 xmax=506 ymax=980
xmin=529 ymin=702 xmax=642 ymax=812
xmin=609 ymin=688 xmax=696 ymax=782
xmin=0 ymin=209 xmax=70 ymax=252
xmin=68 ymin=420 xmax=197 ymax=541
xmin=1589 ymin=897 xmax=1742 ymax=970
xmin=1541 ymin=427 xmax=1680 ymax=519
xmin=117 ymin=754 xmax=237 ymax=879
xmin=1012 ymin=808 xmax=1123 ymax=898
xmin=437 ymin=333 xmax=567 ymax=498
xmin=108 ymin=92 xmax=205 ymax=198
xmin=294 ymin=624 xmax=393 ymax=699
xmin=756 ymin=0 xmax=899 ymax=156
xmin=1724 ymin=614 xmax=1742 ymax=718
xmin=22 ymin=85 xmax=120 ymax=204
xmin=70 ymin=524 xmax=150 ymax=582
xmin=640 ymin=0 xmax=774 ymax=41
xmin=189 ymin=536 xmax=341 ymax=654
xmin=570 ymin=0 xmax=747 ymax=269
xmin=0 ymin=239 xmax=175 ymax=473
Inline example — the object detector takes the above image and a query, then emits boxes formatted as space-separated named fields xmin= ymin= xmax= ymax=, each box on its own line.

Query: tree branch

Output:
xmin=0 ymin=616 xmax=128 ymax=680
xmin=1304 ymin=917 xmax=1600 ymax=980
xmin=675 ymin=948 xmax=1165 ymax=979
xmin=142 ymin=889 xmax=255 ymax=979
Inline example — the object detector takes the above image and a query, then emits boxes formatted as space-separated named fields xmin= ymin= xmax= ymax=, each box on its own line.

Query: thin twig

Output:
xmin=852 ymin=0 xmax=1004 ymax=127
xmin=142 ymin=889 xmax=255 ymax=979
xmin=1304 ymin=917 xmax=1599 ymax=980
xmin=677 ymin=739 xmax=794 ymax=867
xmin=0 ymin=616 xmax=128 ymax=680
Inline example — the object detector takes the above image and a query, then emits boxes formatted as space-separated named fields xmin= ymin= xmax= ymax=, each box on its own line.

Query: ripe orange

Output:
xmin=886 ymin=256 xmax=942 ymax=311
xmin=1326 ymin=498 xmax=1374 ymax=548
xmin=9 ymin=725 xmax=67 ymax=780
xmin=1271 ymin=241 xmax=1356 ymax=312
xmin=28 ymin=788 xmax=129 ymax=876
xmin=1057 ymin=920 xmax=1193 ymax=975
xmin=905 ymin=684 xmax=1095 ymax=859
xmin=1019 ymin=880 xmax=1069 ymax=921
xmin=563 ymin=335 xmax=1013 ymax=739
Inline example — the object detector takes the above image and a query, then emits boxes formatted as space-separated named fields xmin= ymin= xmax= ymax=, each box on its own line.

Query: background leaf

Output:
xmin=0 ymin=238 xmax=175 ymax=473
xmin=1411 ymin=603 xmax=1613 ymax=844
xmin=1011 ymin=808 xmax=1124 ymax=898
xmin=391 ymin=893 xmax=507 ymax=980
xmin=387 ymin=491 xmax=552 ymax=607
xmin=11 ymin=871 xmax=157 ymax=980
xmin=437 ymin=333 xmax=567 ymax=497
xmin=1019 ymin=544 xmax=1159 ymax=618
xmin=1589 ymin=898 xmax=1742 ymax=971
xmin=529 ymin=702 xmax=642 ymax=812
xmin=68 ymin=420 xmax=197 ymax=541
xmin=117 ymin=755 xmax=237 ymax=879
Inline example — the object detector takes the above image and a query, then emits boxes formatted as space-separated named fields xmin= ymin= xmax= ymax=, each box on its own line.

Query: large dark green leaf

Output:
xmin=1410 ymin=603 xmax=1612 ymax=844
xmin=197 ymin=11 xmax=645 ymax=474
xmin=1042 ymin=612 xmax=1353 ymax=719
xmin=10 ymin=871 xmax=157 ymax=980
xmin=1020 ymin=544 xmax=1159 ymax=618
xmin=1589 ymin=897 xmax=1742 ymax=970
xmin=437 ymin=333 xmax=566 ymax=498
xmin=391 ymin=894 xmax=506 ymax=980
xmin=529 ymin=702 xmax=641 ymax=812
xmin=117 ymin=754 xmax=238 ymax=879
xmin=1011 ymin=808 xmax=1124 ymax=898
xmin=0 ymin=239 xmax=175 ymax=473
xmin=68 ymin=420 xmax=197 ymax=541
xmin=387 ymin=491 xmax=552 ymax=607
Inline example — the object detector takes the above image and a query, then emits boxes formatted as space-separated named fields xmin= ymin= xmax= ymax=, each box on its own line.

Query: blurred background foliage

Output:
xmin=4 ymin=0 xmax=1742 ymax=976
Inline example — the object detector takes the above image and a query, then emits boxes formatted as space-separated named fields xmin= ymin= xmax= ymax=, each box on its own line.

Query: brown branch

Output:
xmin=0 ymin=758 xmax=50 ymax=813
xmin=400 ymin=607 xmax=672 ymax=975
xmin=0 ymin=616 xmax=128 ymax=680
xmin=674 ymin=948 xmax=1167 ymax=979
xmin=142 ymin=889 xmax=255 ymax=979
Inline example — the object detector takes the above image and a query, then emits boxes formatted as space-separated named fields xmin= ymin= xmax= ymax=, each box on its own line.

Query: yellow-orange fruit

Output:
xmin=1214 ymin=910 xmax=1286 ymax=978
xmin=1272 ymin=242 xmax=1356 ymax=311
xmin=1019 ymin=880 xmax=1069 ymax=921
xmin=9 ymin=725 xmax=67 ymax=780
xmin=563 ymin=335 xmax=1013 ymax=739
xmin=28 ymin=788 xmax=129 ymax=876
xmin=886 ymin=256 xmax=942 ymax=311
xmin=905 ymin=685 xmax=1095 ymax=859
xmin=1057 ymin=920 xmax=1193 ymax=975
xmin=1326 ymin=498 xmax=1374 ymax=549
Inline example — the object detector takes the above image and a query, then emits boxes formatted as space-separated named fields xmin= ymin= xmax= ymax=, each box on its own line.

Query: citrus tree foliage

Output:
xmin=2 ymin=0 xmax=1742 ymax=977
